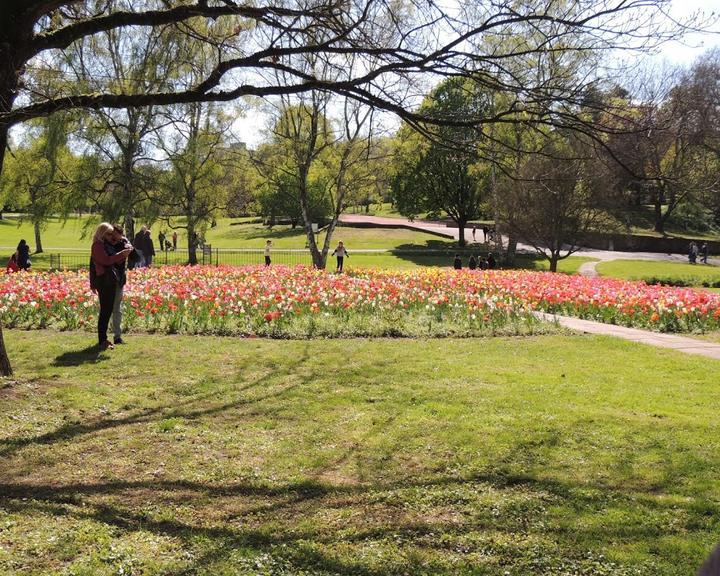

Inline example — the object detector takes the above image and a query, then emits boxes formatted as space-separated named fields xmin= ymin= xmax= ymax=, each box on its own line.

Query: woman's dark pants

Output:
xmin=97 ymin=282 xmax=116 ymax=344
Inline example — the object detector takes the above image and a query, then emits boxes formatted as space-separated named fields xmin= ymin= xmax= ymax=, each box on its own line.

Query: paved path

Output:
xmin=535 ymin=312 xmax=720 ymax=360
xmin=340 ymin=214 xmax=720 ymax=268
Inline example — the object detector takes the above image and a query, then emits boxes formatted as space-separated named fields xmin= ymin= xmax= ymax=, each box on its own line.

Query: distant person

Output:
xmin=108 ymin=224 xmax=132 ymax=345
xmin=144 ymin=229 xmax=156 ymax=266
xmin=172 ymin=231 xmax=178 ymax=250
xmin=468 ymin=254 xmax=477 ymax=270
xmin=482 ymin=225 xmax=489 ymax=242
xmin=158 ymin=230 xmax=166 ymax=252
xmin=453 ymin=254 xmax=462 ymax=270
xmin=332 ymin=241 xmax=349 ymax=272
xmin=264 ymin=240 xmax=272 ymax=266
xmin=701 ymin=242 xmax=709 ymax=264
xmin=472 ymin=225 xmax=477 ymax=242
xmin=91 ymin=222 xmax=132 ymax=351
xmin=487 ymin=252 xmax=496 ymax=269
xmin=133 ymin=226 xmax=148 ymax=267
xmin=6 ymin=252 xmax=19 ymax=273
xmin=689 ymin=241 xmax=698 ymax=264
xmin=16 ymin=239 xmax=30 ymax=270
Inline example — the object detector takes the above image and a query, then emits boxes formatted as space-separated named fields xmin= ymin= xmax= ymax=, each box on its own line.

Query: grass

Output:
xmin=1 ymin=330 xmax=720 ymax=574
xmin=596 ymin=259 xmax=720 ymax=287
xmin=2 ymin=214 xmax=595 ymax=273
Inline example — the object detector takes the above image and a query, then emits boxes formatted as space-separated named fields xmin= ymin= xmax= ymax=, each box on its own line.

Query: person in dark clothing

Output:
xmin=482 ymin=226 xmax=489 ymax=242
xmin=453 ymin=254 xmax=462 ymax=270
xmin=479 ymin=257 xmax=488 ymax=270
xmin=468 ymin=254 xmax=477 ymax=270
xmin=158 ymin=230 xmax=166 ymax=252
xmin=144 ymin=229 xmax=156 ymax=266
xmin=486 ymin=253 xmax=496 ymax=269
xmin=91 ymin=223 xmax=132 ymax=350
xmin=689 ymin=241 xmax=698 ymax=264
xmin=133 ymin=226 xmax=148 ymax=267
xmin=16 ymin=239 xmax=31 ymax=270
xmin=108 ymin=224 xmax=132 ymax=344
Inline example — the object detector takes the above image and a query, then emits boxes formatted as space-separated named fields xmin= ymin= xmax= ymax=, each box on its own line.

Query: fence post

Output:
xmin=215 ymin=247 xmax=219 ymax=267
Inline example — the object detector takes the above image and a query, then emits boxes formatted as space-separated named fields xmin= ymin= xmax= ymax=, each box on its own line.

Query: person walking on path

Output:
xmin=453 ymin=254 xmax=462 ymax=270
xmin=332 ymin=241 xmax=349 ymax=272
xmin=158 ymin=230 xmax=166 ymax=252
xmin=689 ymin=241 xmax=699 ymax=264
xmin=701 ymin=242 xmax=709 ymax=264
xmin=264 ymin=240 xmax=272 ymax=266
xmin=91 ymin=223 xmax=132 ymax=351
xmin=16 ymin=239 xmax=31 ymax=270
xmin=472 ymin=225 xmax=477 ymax=242
xmin=108 ymin=224 xmax=132 ymax=345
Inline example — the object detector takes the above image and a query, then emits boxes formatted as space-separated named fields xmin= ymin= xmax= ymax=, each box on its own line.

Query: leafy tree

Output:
xmin=0 ymin=114 xmax=73 ymax=253
xmin=154 ymin=102 xmax=234 ymax=264
xmin=392 ymin=79 xmax=491 ymax=246
xmin=498 ymin=133 xmax=612 ymax=272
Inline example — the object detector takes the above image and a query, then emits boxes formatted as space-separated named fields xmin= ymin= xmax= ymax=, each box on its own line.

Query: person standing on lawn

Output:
xmin=332 ymin=241 xmax=349 ymax=272
xmin=108 ymin=224 xmax=132 ymax=345
xmin=91 ymin=223 xmax=133 ymax=351
xmin=172 ymin=231 xmax=178 ymax=250
xmin=264 ymin=240 xmax=272 ymax=266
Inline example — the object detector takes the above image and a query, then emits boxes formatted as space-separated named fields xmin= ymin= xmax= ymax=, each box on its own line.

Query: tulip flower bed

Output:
xmin=1 ymin=265 xmax=719 ymax=337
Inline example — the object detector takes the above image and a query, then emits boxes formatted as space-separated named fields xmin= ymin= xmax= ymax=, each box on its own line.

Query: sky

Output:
xmin=233 ymin=0 xmax=720 ymax=148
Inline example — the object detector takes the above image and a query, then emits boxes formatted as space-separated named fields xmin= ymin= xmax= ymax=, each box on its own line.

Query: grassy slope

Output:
xmin=596 ymin=259 xmax=720 ymax=284
xmin=1 ymin=331 xmax=719 ymax=575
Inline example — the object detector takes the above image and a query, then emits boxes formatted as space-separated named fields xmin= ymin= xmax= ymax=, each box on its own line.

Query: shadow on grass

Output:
xmin=0 ymin=345 xmax=315 ymax=458
xmin=0 ymin=467 xmax=717 ymax=575
xmin=52 ymin=344 xmax=108 ymax=367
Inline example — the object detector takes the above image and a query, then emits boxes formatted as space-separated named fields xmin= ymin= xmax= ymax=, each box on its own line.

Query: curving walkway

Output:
xmin=339 ymin=214 xmax=720 ymax=272
xmin=534 ymin=312 xmax=720 ymax=360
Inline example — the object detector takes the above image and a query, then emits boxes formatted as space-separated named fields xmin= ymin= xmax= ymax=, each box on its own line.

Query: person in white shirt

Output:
xmin=331 ymin=241 xmax=349 ymax=272
xmin=264 ymin=240 xmax=272 ymax=266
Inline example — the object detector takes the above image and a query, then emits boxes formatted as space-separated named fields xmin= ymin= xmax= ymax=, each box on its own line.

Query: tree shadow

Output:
xmin=52 ymin=344 xmax=109 ymax=367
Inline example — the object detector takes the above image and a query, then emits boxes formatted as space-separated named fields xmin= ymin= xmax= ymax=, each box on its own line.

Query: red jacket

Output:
xmin=6 ymin=256 xmax=19 ymax=273
xmin=91 ymin=241 xmax=127 ymax=276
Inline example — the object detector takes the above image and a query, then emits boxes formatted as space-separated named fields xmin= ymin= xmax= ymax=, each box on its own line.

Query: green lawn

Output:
xmin=1 ymin=330 xmax=719 ymax=575
xmin=596 ymin=259 xmax=720 ymax=287
xmin=2 ymin=214 xmax=596 ymax=273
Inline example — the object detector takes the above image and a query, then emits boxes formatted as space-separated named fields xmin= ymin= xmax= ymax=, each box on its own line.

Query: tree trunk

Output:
xmin=33 ymin=221 xmax=43 ymax=254
xmin=549 ymin=255 xmax=559 ymax=273
xmin=505 ymin=234 xmax=517 ymax=266
xmin=0 ymin=24 xmax=22 ymax=375
xmin=187 ymin=220 xmax=198 ymax=265
xmin=653 ymin=188 xmax=665 ymax=234
xmin=0 ymin=128 xmax=11 ymax=376
xmin=457 ymin=219 xmax=466 ymax=247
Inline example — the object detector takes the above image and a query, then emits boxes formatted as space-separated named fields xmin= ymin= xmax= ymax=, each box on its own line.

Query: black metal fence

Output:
xmin=46 ymin=247 xmax=497 ymax=271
